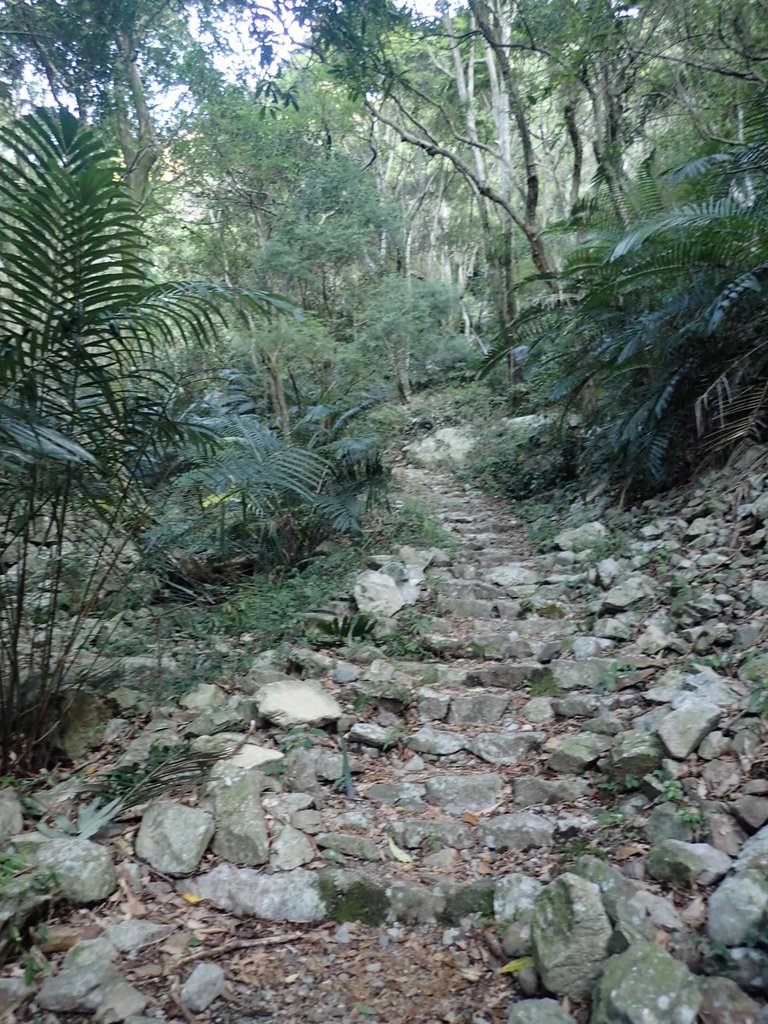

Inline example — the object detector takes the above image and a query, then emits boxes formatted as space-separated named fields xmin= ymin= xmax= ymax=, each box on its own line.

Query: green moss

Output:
xmin=318 ymin=875 xmax=388 ymax=926
xmin=440 ymin=881 xmax=495 ymax=925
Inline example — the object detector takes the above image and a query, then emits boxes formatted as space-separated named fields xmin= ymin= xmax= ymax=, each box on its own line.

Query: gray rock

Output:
xmin=332 ymin=661 xmax=359 ymax=684
xmin=417 ymin=687 xmax=451 ymax=721
xmin=270 ymin=825 xmax=315 ymax=870
xmin=521 ymin=697 xmax=554 ymax=723
xmin=348 ymin=722 xmax=400 ymax=748
xmin=316 ymin=832 xmax=381 ymax=861
xmin=354 ymin=569 xmax=407 ymax=616
xmin=552 ymin=695 xmax=600 ymax=717
xmin=0 ymin=978 xmax=31 ymax=1016
xmin=610 ymin=730 xmax=662 ymax=776
xmin=37 ymin=938 xmax=122 ymax=1012
xmin=405 ymin=426 xmax=475 ymax=467
xmin=657 ymin=701 xmax=722 ymax=758
xmin=698 ymin=976 xmax=766 ymax=1024
xmin=531 ymin=873 xmax=612 ymax=997
xmin=471 ymin=731 xmax=545 ymax=765
xmin=643 ymin=802 xmax=695 ymax=843
xmin=94 ymin=979 xmax=149 ymax=1022
xmin=179 ymin=682 xmax=225 ymax=710
xmin=573 ymin=636 xmax=614 ymax=660
xmin=514 ymin=776 xmax=589 ymax=807
xmin=105 ymin=920 xmax=171 ymax=954
xmin=734 ymin=795 xmax=768 ymax=831
xmin=590 ymin=941 xmax=701 ymax=1024
xmin=406 ymin=727 xmax=466 ymax=755
xmin=481 ymin=813 xmax=554 ymax=852
xmin=19 ymin=835 xmax=117 ymax=903
xmin=365 ymin=782 xmax=426 ymax=808
xmin=449 ymin=691 xmax=510 ymax=725
xmin=611 ymin=890 xmax=685 ymax=948
xmin=550 ymin=659 xmax=616 ymax=691
xmin=495 ymin=873 xmax=543 ymax=959
xmin=425 ymin=773 xmax=503 ymax=813
xmin=386 ymin=879 xmax=445 ymax=923
xmin=135 ymin=800 xmax=214 ymax=876
xmin=570 ymin=855 xmax=638 ymax=921
xmin=735 ymin=822 xmax=768 ymax=872
xmin=486 ymin=563 xmax=540 ymax=589
xmin=507 ymin=999 xmax=575 ymax=1023
xmin=599 ymin=574 xmax=655 ymax=612
xmin=548 ymin=733 xmax=609 ymax=773
xmin=0 ymin=790 xmax=22 ymax=844
xmin=554 ymin=522 xmax=608 ymax=551
xmin=187 ymin=863 xmax=326 ymax=920
xmin=180 ymin=962 xmax=225 ymax=1012
xmin=256 ymin=679 xmax=342 ymax=727
xmin=647 ymin=840 xmax=732 ymax=886
xmin=707 ymin=869 xmax=768 ymax=946
xmin=206 ymin=770 xmax=270 ymax=866
xmin=389 ymin=819 xmax=473 ymax=851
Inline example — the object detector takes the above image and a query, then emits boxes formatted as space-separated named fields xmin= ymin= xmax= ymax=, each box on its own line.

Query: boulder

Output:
xmin=180 ymin=963 xmax=225 ymax=1012
xmin=590 ymin=941 xmax=701 ymax=1024
xmin=531 ymin=873 xmax=612 ymax=997
xmin=353 ymin=570 xmax=406 ymax=617
xmin=554 ymin=522 xmax=609 ymax=552
xmin=647 ymin=840 xmax=732 ymax=886
xmin=207 ymin=771 xmax=270 ymax=866
xmin=508 ymin=1000 xmax=575 ymax=1023
xmin=481 ymin=813 xmax=554 ymax=852
xmin=707 ymin=869 xmax=768 ymax=947
xmin=255 ymin=680 xmax=342 ymax=728
xmin=135 ymin=800 xmax=214 ymax=876
xmin=186 ymin=863 xmax=326 ymax=920
xmin=425 ymin=773 xmax=503 ymax=813
xmin=657 ymin=701 xmax=722 ymax=759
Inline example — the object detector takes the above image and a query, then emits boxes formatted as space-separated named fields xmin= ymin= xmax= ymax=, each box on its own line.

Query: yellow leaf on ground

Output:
xmin=388 ymin=837 xmax=413 ymax=863
xmin=500 ymin=956 xmax=534 ymax=975
xmin=181 ymin=893 xmax=203 ymax=905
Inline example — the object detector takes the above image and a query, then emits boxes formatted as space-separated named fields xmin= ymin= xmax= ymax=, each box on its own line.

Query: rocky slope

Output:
xmin=1 ymin=446 xmax=767 ymax=1024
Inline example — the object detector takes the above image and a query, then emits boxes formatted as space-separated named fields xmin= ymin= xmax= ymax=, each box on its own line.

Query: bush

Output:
xmin=467 ymin=420 xmax=578 ymax=499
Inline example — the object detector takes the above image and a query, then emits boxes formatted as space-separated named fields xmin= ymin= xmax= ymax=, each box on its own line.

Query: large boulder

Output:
xmin=404 ymin=427 xmax=476 ymax=468
xmin=531 ymin=873 xmax=612 ymax=997
xmin=590 ymin=942 xmax=701 ymax=1024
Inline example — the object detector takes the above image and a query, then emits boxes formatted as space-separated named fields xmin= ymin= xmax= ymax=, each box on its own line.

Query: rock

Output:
xmin=481 ymin=813 xmax=554 ymax=852
xmin=611 ymin=890 xmax=685 ymax=947
xmin=552 ymin=695 xmax=600 ymax=717
xmin=58 ymin=690 xmax=110 ymax=759
xmin=735 ymin=823 xmax=768 ymax=872
xmin=417 ymin=687 xmax=451 ymax=721
xmin=348 ymin=722 xmax=400 ymax=748
xmin=599 ymin=574 xmax=655 ymax=612
xmin=554 ymin=522 xmax=609 ymax=551
xmin=95 ymin=979 xmax=149 ymax=1023
xmin=471 ymin=731 xmax=545 ymax=764
xmin=514 ymin=776 xmax=589 ymax=807
xmin=207 ymin=771 xmax=269 ymax=866
xmin=316 ymin=832 xmax=381 ymax=861
xmin=522 ymin=697 xmax=555 ymax=723
xmin=105 ymin=920 xmax=172 ymax=954
xmin=256 ymin=679 xmax=342 ymax=727
xmin=657 ymin=701 xmax=722 ymax=758
xmin=269 ymin=825 xmax=315 ymax=871
xmin=570 ymin=855 xmax=638 ymax=920
xmin=643 ymin=802 xmax=695 ymax=843
xmin=507 ymin=1000 xmax=576 ymax=1023
xmin=751 ymin=580 xmax=768 ymax=606
xmin=495 ymin=873 xmax=544 ymax=957
xmin=19 ymin=835 xmax=117 ymax=903
xmin=365 ymin=782 xmax=426 ymax=808
xmin=405 ymin=427 xmax=475 ymax=467
xmin=354 ymin=569 xmax=406 ymax=617
xmin=187 ymin=863 xmax=326 ymax=920
xmin=179 ymin=682 xmax=225 ymax=710
xmin=486 ymin=564 xmax=540 ymax=588
xmin=698 ymin=976 xmax=766 ymax=1024
xmin=0 ymin=978 xmax=32 ymax=1017
xmin=389 ymin=819 xmax=473 ymax=851
xmin=734 ymin=795 xmax=768 ymax=832
xmin=707 ymin=869 xmax=768 ymax=946
xmin=224 ymin=743 xmax=284 ymax=770
xmin=406 ymin=727 xmax=466 ymax=755
xmin=531 ymin=873 xmax=612 ymax=997
xmin=37 ymin=938 xmax=121 ymax=1012
xmin=647 ymin=840 xmax=732 ymax=886
xmin=548 ymin=733 xmax=608 ymax=773
xmin=573 ymin=636 xmax=614 ymax=660
xmin=424 ymin=773 xmax=503 ymax=813
xmin=180 ymin=962 xmax=225 ymax=1012
xmin=135 ymin=800 xmax=214 ymax=876
xmin=590 ymin=941 xmax=701 ymax=1024
xmin=610 ymin=731 xmax=662 ymax=776
xmin=449 ymin=691 xmax=510 ymax=725
xmin=0 ymin=789 xmax=23 ymax=843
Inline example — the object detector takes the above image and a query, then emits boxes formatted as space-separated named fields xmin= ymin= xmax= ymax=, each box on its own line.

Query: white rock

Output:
xmin=256 ymin=680 xmax=342 ymax=728
xmin=353 ymin=569 xmax=406 ymax=617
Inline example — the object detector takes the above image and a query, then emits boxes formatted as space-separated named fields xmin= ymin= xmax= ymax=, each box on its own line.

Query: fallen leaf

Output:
xmin=615 ymin=844 xmax=646 ymax=861
xmin=499 ymin=956 xmax=534 ymax=975
xmin=387 ymin=837 xmax=413 ymax=863
xmin=181 ymin=892 xmax=203 ymax=905
xmin=462 ymin=812 xmax=480 ymax=825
